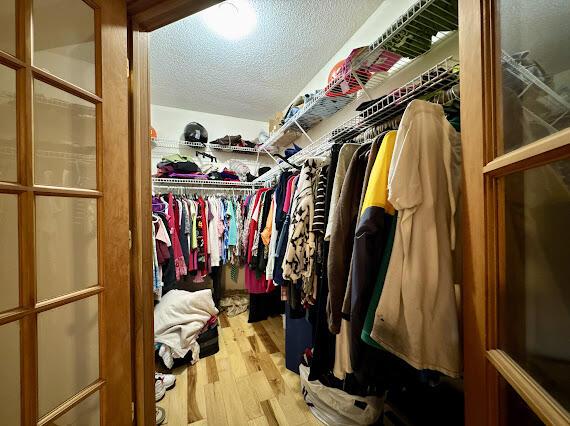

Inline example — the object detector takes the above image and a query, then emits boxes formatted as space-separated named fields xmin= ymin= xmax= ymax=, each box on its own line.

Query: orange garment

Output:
xmin=261 ymin=196 xmax=275 ymax=246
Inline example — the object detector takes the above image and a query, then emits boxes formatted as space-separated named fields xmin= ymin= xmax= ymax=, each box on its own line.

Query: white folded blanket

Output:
xmin=154 ymin=289 xmax=218 ymax=368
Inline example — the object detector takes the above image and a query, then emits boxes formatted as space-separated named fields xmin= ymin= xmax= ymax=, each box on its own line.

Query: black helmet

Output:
xmin=183 ymin=122 xmax=208 ymax=145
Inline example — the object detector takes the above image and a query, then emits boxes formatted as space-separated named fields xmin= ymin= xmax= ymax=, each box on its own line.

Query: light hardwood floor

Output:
xmin=157 ymin=311 xmax=323 ymax=425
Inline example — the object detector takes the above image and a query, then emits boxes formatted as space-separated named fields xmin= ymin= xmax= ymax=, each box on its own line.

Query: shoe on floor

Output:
xmin=155 ymin=378 xmax=166 ymax=402
xmin=156 ymin=406 xmax=166 ymax=425
xmin=155 ymin=372 xmax=176 ymax=390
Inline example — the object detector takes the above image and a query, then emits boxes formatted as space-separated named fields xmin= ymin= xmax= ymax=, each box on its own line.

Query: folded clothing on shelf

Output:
xmin=155 ymin=154 xmax=202 ymax=177
xmin=211 ymin=134 xmax=256 ymax=148
xmin=208 ymin=168 xmax=240 ymax=181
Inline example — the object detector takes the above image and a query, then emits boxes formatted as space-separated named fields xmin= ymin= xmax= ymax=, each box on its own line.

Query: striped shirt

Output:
xmin=312 ymin=166 xmax=328 ymax=233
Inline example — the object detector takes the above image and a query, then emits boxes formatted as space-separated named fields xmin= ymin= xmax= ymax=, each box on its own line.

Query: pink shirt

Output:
xmin=283 ymin=175 xmax=298 ymax=213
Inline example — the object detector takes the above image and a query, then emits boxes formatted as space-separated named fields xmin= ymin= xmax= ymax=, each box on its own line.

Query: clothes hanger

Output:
xmin=274 ymin=153 xmax=302 ymax=170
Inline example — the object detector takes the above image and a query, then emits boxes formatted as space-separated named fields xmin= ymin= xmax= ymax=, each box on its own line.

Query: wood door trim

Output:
xmin=0 ymin=50 xmax=25 ymax=68
xmin=35 ymin=286 xmax=104 ymax=313
xmin=459 ymin=0 xmax=496 ymax=424
xmin=487 ymin=350 xmax=570 ymax=425
xmin=37 ymin=379 xmax=105 ymax=426
xmin=32 ymin=67 xmax=103 ymax=104
xmin=99 ymin=1 xmax=132 ymax=424
xmin=33 ymin=185 xmax=103 ymax=198
xmin=129 ymin=24 xmax=156 ymax=426
xmin=128 ymin=0 xmax=221 ymax=32
xmin=483 ymin=128 xmax=570 ymax=175
xmin=0 ymin=183 xmax=104 ymax=197
xmin=0 ymin=287 xmax=103 ymax=326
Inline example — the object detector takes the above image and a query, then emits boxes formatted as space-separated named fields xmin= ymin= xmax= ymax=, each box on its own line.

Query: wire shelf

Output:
xmin=152 ymin=177 xmax=262 ymax=188
xmin=260 ymin=0 xmax=458 ymax=151
xmin=255 ymin=57 xmax=459 ymax=184
xmin=501 ymin=50 xmax=570 ymax=131
xmin=152 ymin=138 xmax=267 ymax=154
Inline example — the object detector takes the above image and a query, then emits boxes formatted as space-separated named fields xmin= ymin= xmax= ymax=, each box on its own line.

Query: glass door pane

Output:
xmin=0 ymin=193 xmax=19 ymax=312
xmin=33 ymin=0 xmax=96 ymax=92
xmin=500 ymin=158 xmax=570 ymax=411
xmin=0 ymin=321 xmax=20 ymax=425
xmin=498 ymin=0 xmax=570 ymax=155
xmin=0 ymin=64 xmax=17 ymax=182
xmin=33 ymin=80 xmax=97 ymax=189
xmin=35 ymin=196 xmax=98 ymax=301
xmin=37 ymin=295 xmax=99 ymax=417
xmin=0 ymin=0 xmax=16 ymax=55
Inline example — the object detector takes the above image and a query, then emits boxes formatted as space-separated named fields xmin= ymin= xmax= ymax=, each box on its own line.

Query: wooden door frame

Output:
xmin=459 ymin=1 xmax=496 ymax=424
xmin=0 ymin=0 xmax=132 ymax=424
xmin=128 ymin=21 xmax=156 ymax=426
xmin=127 ymin=2 xmax=221 ymax=424
xmin=460 ymin=1 xmax=570 ymax=425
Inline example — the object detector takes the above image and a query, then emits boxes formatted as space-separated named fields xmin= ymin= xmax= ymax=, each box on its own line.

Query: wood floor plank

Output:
xmin=230 ymin=315 xmax=254 ymax=352
xmin=253 ymin=322 xmax=280 ymax=354
xmin=258 ymin=351 xmax=287 ymax=396
xmin=248 ymin=415 xmax=270 ymax=426
xmin=222 ymin=327 xmax=249 ymax=378
xmin=219 ymin=312 xmax=231 ymax=328
xmin=217 ymin=358 xmax=250 ymax=426
xmin=164 ymin=365 xmax=188 ymax=425
xmin=270 ymin=353 xmax=317 ymax=426
xmin=249 ymin=370 xmax=275 ymax=402
xmin=260 ymin=400 xmax=280 ymax=426
xmin=204 ymin=382 xmax=229 ymax=426
xmin=263 ymin=318 xmax=286 ymax=354
xmin=195 ymin=359 xmax=208 ymax=421
xmin=187 ymin=364 xmax=204 ymax=423
xmin=247 ymin=334 xmax=264 ymax=353
xmin=242 ymin=349 xmax=262 ymax=374
xmin=269 ymin=398 xmax=289 ymax=426
xmin=236 ymin=375 xmax=264 ymax=420
xmin=206 ymin=355 xmax=219 ymax=383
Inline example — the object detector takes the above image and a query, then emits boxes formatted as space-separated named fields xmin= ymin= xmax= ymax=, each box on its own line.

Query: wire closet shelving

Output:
xmin=255 ymin=56 xmax=460 ymax=184
xmin=151 ymin=138 xmax=269 ymax=155
xmin=259 ymin=0 xmax=458 ymax=151
xmin=152 ymin=177 xmax=263 ymax=191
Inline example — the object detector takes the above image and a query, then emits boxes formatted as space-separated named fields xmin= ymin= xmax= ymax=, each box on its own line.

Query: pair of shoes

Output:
xmin=155 ymin=379 xmax=166 ymax=402
xmin=155 ymin=372 xmax=176 ymax=402
xmin=156 ymin=372 xmax=176 ymax=390
xmin=156 ymin=406 xmax=166 ymax=425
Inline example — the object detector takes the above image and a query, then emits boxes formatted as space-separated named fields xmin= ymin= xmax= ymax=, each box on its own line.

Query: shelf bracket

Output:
xmin=294 ymin=120 xmax=314 ymax=145
xmin=261 ymin=146 xmax=285 ymax=171
xmin=351 ymin=70 xmax=372 ymax=101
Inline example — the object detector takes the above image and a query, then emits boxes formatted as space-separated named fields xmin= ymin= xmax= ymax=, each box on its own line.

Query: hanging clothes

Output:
xmin=369 ymin=100 xmax=462 ymax=378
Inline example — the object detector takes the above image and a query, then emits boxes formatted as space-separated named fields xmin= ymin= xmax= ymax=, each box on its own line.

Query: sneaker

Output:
xmin=155 ymin=378 xmax=166 ymax=402
xmin=155 ymin=372 xmax=176 ymax=390
xmin=156 ymin=406 xmax=166 ymax=425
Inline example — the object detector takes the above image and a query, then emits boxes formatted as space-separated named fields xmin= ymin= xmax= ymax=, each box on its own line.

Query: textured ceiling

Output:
xmin=149 ymin=0 xmax=382 ymax=121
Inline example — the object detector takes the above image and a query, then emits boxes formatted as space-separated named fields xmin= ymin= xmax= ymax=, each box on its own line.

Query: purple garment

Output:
xmin=152 ymin=196 xmax=166 ymax=213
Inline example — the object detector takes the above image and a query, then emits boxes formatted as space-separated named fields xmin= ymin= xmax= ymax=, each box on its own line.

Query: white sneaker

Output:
xmin=156 ymin=406 xmax=166 ymax=425
xmin=155 ymin=378 xmax=166 ymax=402
xmin=155 ymin=373 xmax=176 ymax=390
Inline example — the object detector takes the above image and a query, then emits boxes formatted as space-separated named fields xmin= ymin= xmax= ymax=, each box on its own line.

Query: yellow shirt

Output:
xmin=360 ymin=130 xmax=397 ymax=217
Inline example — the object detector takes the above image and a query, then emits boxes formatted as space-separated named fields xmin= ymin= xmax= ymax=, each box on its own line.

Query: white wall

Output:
xmin=150 ymin=104 xmax=274 ymax=176
xmin=151 ymin=104 xmax=267 ymax=142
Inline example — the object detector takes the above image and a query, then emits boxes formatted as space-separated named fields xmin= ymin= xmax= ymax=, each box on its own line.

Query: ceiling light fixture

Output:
xmin=202 ymin=0 xmax=257 ymax=40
